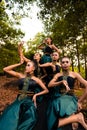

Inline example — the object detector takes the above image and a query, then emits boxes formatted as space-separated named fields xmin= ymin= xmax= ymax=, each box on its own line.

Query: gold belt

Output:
xmin=18 ymin=90 xmax=34 ymax=101
xmin=60 ymin=89 xmax=74 ymax=95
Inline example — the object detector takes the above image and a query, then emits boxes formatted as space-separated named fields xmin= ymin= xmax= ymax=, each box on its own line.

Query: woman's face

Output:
xmin=61 ymin=57 xmax=71 ymax=70
xmin=25 ymin=61 xmax=35 ymax=74
xmin=46 ymin=37 xmax=52 ymax=44
xmin=33 ymin=53 xmax=41 ymax=61
xmin=52 ymin=52 xmax=59 ymax=61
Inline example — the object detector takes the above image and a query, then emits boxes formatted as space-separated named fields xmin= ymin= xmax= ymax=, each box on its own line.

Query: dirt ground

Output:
xmin=0 ymin=76 xmax=19 ymax=113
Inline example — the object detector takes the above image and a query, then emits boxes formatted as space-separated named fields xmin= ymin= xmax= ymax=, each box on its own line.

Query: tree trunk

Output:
xmin=76 ymin=40 xmax=80 ymax=72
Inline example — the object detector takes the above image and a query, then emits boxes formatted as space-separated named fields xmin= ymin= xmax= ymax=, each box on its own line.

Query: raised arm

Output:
xmin=18 ymin=42 xmax=30 ymax=63
xmin=37 ymin=42 xmax=46 ymax=50
xmin=39 ymin=62 xmax=52 ymax=68
xmin=37 ymin=39 xmax=47 ymax=50
xmin=3 ymin=62 xmax=24 ymax=78
xmin=52 ymin=44 xmax=62 ymax=54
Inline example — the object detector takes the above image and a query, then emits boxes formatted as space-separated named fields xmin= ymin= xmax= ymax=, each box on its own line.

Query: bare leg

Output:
xmin=58 ymin=112 xmax=87 ymax=130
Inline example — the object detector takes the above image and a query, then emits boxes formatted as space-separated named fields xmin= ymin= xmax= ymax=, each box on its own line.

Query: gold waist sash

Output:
xmin=18 ymin=90 xmax=34 ymax=101
xmin=60 ymin=89 xmax=74 ymax=95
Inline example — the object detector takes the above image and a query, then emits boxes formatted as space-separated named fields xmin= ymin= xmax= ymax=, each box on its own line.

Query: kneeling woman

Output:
xmin=0 ymin=60 xmax=48 ymax=130
xmin=47 ymin=56 xmax=87 ymax=130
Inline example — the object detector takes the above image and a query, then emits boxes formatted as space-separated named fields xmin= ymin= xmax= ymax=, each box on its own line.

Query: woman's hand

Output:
xmin=20 ymin=57 xmax=24 ymax=64
xmin=18 ymin=41 xmax=25 ymax=64
xmin=77 ymin=102 xmax=82 ymax=111
xmin=18 ymin=41 xmax=24 ymax=55
xmin=18 ymin=41 xmax=24 ymax=46
xmin=32 ymin=94 xmax=37 ymax=108
xmin=62 ymin=80 xmax=70 ymax=92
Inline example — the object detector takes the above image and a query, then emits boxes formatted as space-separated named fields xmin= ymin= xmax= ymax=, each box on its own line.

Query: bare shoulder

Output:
xmin=51 ymin=44 xmax=55 ymax=47
xmin=53 ymin=73 xmax=62 ymax=80
xmin=32 ymin=76 xmax=41 ymax=83
xmin=56 ymin=62 xmax=61 ymax=67
xmin=69 ymin=71 xmax=81 ymax=78
xmin=18 ymin=73 xmax=25 ymax=79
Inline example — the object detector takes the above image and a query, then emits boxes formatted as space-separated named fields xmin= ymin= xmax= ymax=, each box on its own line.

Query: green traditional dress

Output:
xmin=0 ymin=78 xmax=43 ymax=130
xmin=47 ymin=76 xmax=78 ymax=130
xmin=41 ymin=45 xmax=53 ymax=64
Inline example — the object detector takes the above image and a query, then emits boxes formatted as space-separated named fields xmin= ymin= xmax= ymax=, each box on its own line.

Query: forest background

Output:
xmin=0 ymin=0 xmax=87 ymax=116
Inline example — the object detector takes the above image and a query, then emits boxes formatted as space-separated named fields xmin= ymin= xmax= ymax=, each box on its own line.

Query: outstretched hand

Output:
xmin=18 ymin=41 xmax=25 ymax=64
xmin=20 ymin=57 xmax=24 ymax=64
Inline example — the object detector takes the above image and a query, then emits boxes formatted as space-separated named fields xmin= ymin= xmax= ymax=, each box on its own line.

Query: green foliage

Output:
xmin=37 ymin=0 xmax=87 ymax=44
xmin=74 ymin=66 xmax=85 ymax=78
xmin=6 ymin=0 xmax=35 ymax=18
xmin=0 ymin=2 xmax=24 ymax=44
xmin=0 ymin=0 xmax=87 ymax=77
xmin=0 ymin=43 xmax=24 ymax=73
xmin=26 ymin=32 xmax=46 ymax=54
xmin=0 ymin=47 xmax=18 ymax=73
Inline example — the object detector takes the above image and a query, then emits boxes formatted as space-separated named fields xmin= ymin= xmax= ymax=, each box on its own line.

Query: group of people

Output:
xmin=0 ymin=37 xmax=87 ymax=130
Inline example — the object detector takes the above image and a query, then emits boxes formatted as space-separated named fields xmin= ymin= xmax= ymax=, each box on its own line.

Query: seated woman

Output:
xmin=0 ymin=58 xmax=48 ymax=130
xmin=47 ymin=56 xmax=87 ymax=130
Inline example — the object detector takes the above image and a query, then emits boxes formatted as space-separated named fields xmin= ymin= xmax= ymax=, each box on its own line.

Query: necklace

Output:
xmin=52 ymin=61 xmax=57 ymax=65
xmin=63 ymin=71 xmax=69 ymax=81
xmin=63 ymin=70 xmax=69 ymax=76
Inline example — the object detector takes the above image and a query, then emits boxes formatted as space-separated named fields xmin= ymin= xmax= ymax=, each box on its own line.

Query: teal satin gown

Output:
xmin=0 ymin=78 xmax=43 ymax=130
xmin=41 ymin=45 xmax=53 ymax=64
xmin=47 ymin=76 xmax=78 ymax=130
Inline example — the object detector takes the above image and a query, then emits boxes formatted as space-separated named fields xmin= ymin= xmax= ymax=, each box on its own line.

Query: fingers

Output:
xmin=66 ymin=86 xmax=70 ymax=91
xmin=62 ymin=80 xmax=70 ymax=92
xmin=63 ymin=80 xmax=68 ymax=86
xmin=20 ymin=57 xmax=24 ymax=64
xmin=32 ymin=95 xmax=37 ymax=108
xmin=18 ymin=41 xmax=24 ymax=45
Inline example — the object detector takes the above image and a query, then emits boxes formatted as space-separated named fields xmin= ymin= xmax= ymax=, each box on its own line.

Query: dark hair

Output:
xmin=34 ymin=52 xmax=41 ymax=57
xmin=60 ymin=56 xmax=70 ymax=62
xmin=47 ymin=36 xmax=53 ymax=44
xmin=32 ymin=60 xmax=38 ymax=76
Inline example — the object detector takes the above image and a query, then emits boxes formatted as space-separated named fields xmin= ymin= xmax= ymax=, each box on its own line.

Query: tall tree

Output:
xmin=0 ymin=0 xmax=24 ymax=44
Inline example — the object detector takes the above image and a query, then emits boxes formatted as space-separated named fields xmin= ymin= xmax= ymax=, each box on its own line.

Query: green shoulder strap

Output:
xmin=18 ymin=77 xmax=30 ymax=101
xmin=22 ymin=77 xmax=30 ymax=91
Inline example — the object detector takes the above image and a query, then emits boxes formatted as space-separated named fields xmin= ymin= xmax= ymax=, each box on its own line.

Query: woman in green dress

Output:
xmin=38 ymin=37 xmax=61 ymax=64
xmin=0 ymin=59 xmax=48 ymax=130
xmin=39 ymin=51 xmax=61 ymax=86
xmin=47 ymin=56 xmax=87 ymax=130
